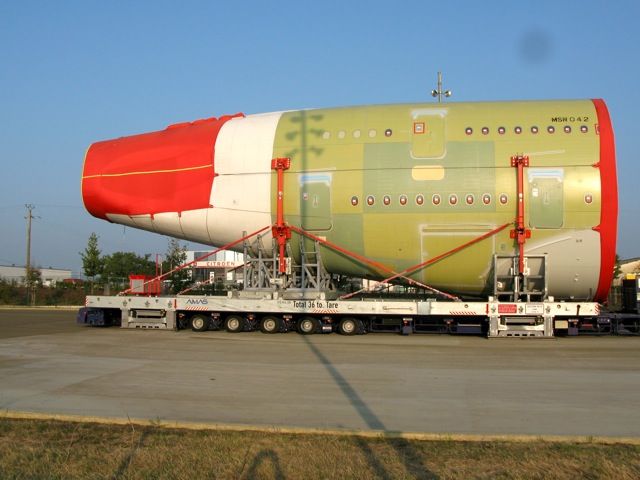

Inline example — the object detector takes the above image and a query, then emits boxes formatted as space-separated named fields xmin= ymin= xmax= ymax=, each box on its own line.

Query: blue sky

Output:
xmin=1 ymin=0 xmax=639 ymax=276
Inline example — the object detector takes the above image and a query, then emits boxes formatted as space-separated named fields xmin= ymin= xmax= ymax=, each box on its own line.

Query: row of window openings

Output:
xmin=352 ymin=193 xmax=503 ymax=207
xmin=351 ymin=192 xmax=595 ymax=207
xmin=321 ymin=124 xmax=588 ymax=140
xmin=322 ymin=128 xmax=393 ymax=140
xmin=465 ymin=125 xmax=589 ymax=136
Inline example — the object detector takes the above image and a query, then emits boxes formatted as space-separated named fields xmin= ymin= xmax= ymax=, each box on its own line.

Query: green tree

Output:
xmin=614 ymin=254 xmax=623 ymax=279
xmin=80 ymin=233 xmax=103 ymax=293
xmin=102 ymin=252 xmax=155 ymax=289
xmin=0 ymin=279 xmax=21 ymax=305
xmin=162 ymin=238 xmax=190 ymax=293
xmin=28 ymin=267 xmax=42 ymax=286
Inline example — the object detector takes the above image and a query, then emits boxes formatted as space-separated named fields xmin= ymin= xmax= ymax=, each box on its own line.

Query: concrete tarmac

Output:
xmin=1 ymin=308 xmax=639 ymax=437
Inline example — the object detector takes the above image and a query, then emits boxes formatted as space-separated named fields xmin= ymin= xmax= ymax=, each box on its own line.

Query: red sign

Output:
xmin=498 ymin=304 xmax=518 ymax=314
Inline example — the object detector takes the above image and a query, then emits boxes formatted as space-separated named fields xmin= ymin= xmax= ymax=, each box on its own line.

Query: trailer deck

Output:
xmin=80 ymin=292 xmax=611 ymax=338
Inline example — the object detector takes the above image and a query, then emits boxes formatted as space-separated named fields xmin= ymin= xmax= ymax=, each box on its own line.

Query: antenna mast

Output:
xmin=431 ymin=71 xmax=452 ymax=103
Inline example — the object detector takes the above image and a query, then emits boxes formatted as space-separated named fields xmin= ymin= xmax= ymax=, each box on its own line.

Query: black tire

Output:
xmin=190 ymin=314 xmax=209 ymax=332
xmin=297 ymin=316 xmax=318 ymax=335
xmin=224 ymin=314 xmax=244 ymax=333
xmin=260 ymin=315 xmax=281 ymax=334
xmin=178 ymin=316 xmax=190 ymax=330
xmin=338 ymin=317 xmax=359 ymax=336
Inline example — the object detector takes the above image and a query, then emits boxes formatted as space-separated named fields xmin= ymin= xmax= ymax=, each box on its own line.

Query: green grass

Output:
xmin=0 ymin=418 xmax=638 ymax=479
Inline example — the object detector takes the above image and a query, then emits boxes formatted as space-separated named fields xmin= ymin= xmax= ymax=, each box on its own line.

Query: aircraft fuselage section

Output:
xmin=82 ymin=100 xmax=617 ymax=301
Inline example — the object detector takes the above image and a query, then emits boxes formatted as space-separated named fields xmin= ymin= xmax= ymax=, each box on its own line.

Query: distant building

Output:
xmin=617 ymin=258 xmax=640 ymax=283
xmin=185 ymin=250 xmax=244 ymax=285
xmin=0 ymin=265 xmax=73 ymax=287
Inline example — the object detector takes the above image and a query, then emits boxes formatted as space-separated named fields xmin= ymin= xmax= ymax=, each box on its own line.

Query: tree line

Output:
xmin=80 ymin=233 xmax=190 ymax=294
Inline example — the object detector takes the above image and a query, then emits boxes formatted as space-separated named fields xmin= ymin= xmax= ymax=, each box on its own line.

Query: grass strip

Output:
xmin=0 ymin=417 xmax=639 ymax=479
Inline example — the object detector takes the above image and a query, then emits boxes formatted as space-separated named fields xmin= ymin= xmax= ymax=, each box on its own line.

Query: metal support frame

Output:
xmin=510 ymin=154 xmax=531 ymax=275
xmin=493 ymin=254 xmax=548 ymax=302
xmin=240 ymin=157 xmax=334 ymax=298
xmin=242 ymin=232 xmax=334 ymax=296
xmin=271 ymin=157 xmax=291 ymax=274
xmin=243 ymin=233 xmax=278 ymax=290
xmin=297 ymin=238 xmax=333 ymax=291
xmin=490 ymin=155 xmax=549 ymax=301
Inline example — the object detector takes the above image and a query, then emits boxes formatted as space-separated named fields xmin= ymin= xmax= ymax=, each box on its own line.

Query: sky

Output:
xmin=1 ymin=0 xmax=639 ymax=277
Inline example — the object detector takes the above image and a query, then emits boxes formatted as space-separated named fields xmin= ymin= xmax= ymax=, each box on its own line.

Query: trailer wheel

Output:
xmin=297 ymin=316 xmax=318 ymax=335
xmin=260 ymin=315 xmax=281 ymax=334
xmin=339 ymin=317 xmax=359 ymax=336
xmin=190 ymin=314 xmax=209 ymax=332
xmin=224 ymin=315 xmax=244 ymax=333
xmin=178 ymin=316 xmax=190 ymax=330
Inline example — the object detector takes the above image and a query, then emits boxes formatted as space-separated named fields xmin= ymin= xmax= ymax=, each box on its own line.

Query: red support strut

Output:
xmin=271 ymin=157 xmax=291 ymax=274
xmin=509 ymin=155 xmax=531 ymax=274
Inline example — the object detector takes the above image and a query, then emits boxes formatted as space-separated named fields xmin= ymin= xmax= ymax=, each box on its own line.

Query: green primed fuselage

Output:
xmin=271 ymin=100 xmax=604 ymax=299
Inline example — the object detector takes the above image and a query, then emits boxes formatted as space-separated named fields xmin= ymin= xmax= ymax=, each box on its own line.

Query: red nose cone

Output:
xmin=81 ymin=114 xmax=242 ymax=219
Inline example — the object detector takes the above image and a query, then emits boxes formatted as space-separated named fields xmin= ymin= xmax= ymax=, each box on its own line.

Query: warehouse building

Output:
xmin=0 ymin=265 xmax=72 ymax=286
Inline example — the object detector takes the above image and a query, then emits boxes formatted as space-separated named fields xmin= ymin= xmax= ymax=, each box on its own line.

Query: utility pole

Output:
xmin=431 ymin=71 xmax=452 ymax=103
xmin=25 ymin=204 xmax=37 ymax=305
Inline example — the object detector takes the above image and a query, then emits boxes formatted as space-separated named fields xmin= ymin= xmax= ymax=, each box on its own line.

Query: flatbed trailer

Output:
xmin=79 ymin=292 xmax=611 ymax=338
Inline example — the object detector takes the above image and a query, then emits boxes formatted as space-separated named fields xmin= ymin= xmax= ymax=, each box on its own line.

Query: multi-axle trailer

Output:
xmin=80 ymin=291 xmax=618 ymax=337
